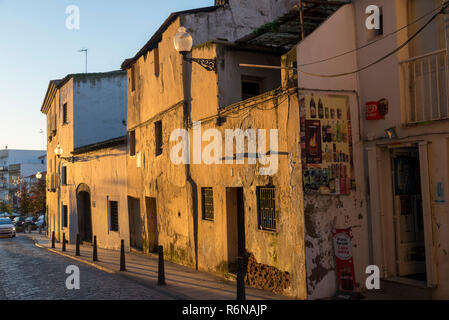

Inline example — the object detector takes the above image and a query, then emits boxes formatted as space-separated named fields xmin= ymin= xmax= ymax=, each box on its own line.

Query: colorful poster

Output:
xmin=300 ymin=94 xmax=353 ymax=195
xmin=333 ymin=228 xmax=357 ymax=292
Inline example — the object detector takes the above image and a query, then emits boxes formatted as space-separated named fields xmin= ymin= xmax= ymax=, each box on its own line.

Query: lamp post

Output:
xmin=173 ymin=27 xmax=217 ymax=72
xmin=54 ymin=144 xmax=73 ymax=242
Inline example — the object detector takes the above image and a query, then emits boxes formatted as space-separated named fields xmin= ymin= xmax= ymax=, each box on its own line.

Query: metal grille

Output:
xmin=257 ymin=187 xmax=276 ymax=231
xmin=110 ymin=201 xmax=119 ymax=231
xmin=63 ymin=205 xmax=68 ymax=228
xmin=202 ymin=188 xmax=214 ymax=221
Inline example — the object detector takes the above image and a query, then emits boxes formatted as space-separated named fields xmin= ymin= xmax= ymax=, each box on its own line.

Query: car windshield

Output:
xmin=0 ymin=219 xmax=12 ymax=225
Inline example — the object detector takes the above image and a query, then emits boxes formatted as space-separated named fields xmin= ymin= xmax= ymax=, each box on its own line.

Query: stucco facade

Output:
xmin=298 ymin=0 xmax=449 ymax=299
xmin=41 ymin=71 xmax=129 ymax=250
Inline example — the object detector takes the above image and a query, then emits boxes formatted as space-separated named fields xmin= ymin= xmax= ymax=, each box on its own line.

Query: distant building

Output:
xmin=41 ymin=71 xmax=128 ymax=250
xmin=0 ymin=149 xmax=46 ymax=207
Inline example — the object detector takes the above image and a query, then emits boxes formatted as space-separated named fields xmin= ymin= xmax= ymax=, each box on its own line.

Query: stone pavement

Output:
xmin=25 ymin=232 xmax=288 ymax=300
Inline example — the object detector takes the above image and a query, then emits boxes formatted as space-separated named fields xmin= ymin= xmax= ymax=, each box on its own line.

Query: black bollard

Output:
xmin=120 ymin=240 xmax=126 ymax=271
xmin=76 ymin=234 xmax=80 ymax=256
xmin=93 ymin=236 xmax=98 ymax=262
xmin=62 ymin=233 xmax=66 ymax=252
xmin=157 ymin=245 xmax=166 ymax=286
xmin=236 ymin=256 xmax=246 ymax=300
xmin=51 ymin=231 xmax=55 ymax=248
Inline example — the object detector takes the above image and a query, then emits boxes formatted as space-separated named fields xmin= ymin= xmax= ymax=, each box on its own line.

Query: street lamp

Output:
xmin=54 ymin=144 xmax=63 ymax=158
xmin=173 ymin=27 xmax=217 ymax=72
xmin=36 ymin=172 xmax=42 ymax=180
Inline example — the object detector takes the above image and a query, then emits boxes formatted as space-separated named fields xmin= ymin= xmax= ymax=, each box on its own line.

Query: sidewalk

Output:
xmin=24 ymin=232 xmax=289 ymax=300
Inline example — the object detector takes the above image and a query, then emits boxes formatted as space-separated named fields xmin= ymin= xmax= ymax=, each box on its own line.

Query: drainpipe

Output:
xmin=181 ymin=52 xmax=199 ymax=270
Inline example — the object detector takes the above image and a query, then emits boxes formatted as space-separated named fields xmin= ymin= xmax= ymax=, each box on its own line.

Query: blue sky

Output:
xmin=0 ymin=0 xmax=212 ymax=150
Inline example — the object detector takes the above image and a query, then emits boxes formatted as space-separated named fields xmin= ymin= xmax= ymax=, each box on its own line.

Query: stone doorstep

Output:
xmin=27 ymin=234 xmax=285 ymax=300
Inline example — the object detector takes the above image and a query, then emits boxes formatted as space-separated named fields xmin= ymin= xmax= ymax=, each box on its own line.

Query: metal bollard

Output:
xmin=236 ymin=256 xmax=246 ymax=300
xmin=76 ymin=234 xmax=80 ymax=256
xmin=28 ymin=225 xmax=32 ymax=234
xmin=62 ymin=233 xmax=66 ymax=252
xmin=120 ymin=240 xmax=126 ymax=271
xmin=51 ymin=231 xmax=55 ymax=248
xmin=39 ymin=226 xmax=42 ymax=234
xmin=157 ymin=245 xmax=166 ymax=286
xmin=93 ymin=236 xmax=98 ymax=262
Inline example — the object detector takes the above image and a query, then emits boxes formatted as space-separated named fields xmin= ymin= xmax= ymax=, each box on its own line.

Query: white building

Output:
xmin=0 ymin=149 xmax=46 ymax=205
xmin=41 ymin=71 xmax=128 ymax=250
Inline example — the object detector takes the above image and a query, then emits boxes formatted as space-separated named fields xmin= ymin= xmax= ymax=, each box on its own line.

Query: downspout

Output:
xmin=181 ymin=51 xmax=199 ymax=270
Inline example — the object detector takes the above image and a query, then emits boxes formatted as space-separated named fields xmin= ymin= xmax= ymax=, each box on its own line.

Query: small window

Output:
xmin=131 ymin=66 xmax=136 ymax=92
xmin=201 ymin=188 xmax=214 ymax=221
xmin=242 ymin=76 xmax=263 ymax=100
xmin=61 ymin=166 xmax=67 ymax=185
xmin=62 ymin=103 xmax=68 ymax=124
xmin=155 ymin=121 xmax=163 ymax=156
xmin=109 ymin=201 xmax=119 ymax=232
xmin=62 ymin=205 xmax=68 ymax=228
xmin=154 ymin=47 xmax=160 ymax=77
xmin=257 ymin=186 xmax=276 ymax=231
xmin=129 ymin=130 xmax=136 ymax=156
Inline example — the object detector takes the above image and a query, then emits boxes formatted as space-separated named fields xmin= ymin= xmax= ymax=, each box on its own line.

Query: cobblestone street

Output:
xmin=0 ymin=234 xmax=174 ymax=300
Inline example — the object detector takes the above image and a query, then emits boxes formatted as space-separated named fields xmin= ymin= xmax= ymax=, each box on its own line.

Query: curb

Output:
xmin=33 ymin=240 xmax=116 ymax=275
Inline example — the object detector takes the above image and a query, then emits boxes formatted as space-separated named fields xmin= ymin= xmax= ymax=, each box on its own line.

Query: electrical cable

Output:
xmin=298 ymin=0 xmax=449 ymax=67
xmin=297 ymin=2 xmax=449 ymax=78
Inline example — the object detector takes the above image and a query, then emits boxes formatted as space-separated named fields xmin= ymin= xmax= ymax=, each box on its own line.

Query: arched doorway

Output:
xmin=77 ymin=184 xmax=92 ymax=243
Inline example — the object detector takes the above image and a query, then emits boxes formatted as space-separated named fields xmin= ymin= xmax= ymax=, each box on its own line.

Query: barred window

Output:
xmin=201 ymin=188 xmax=214 ymax=221
xmin=109 ymin=201 xmax=119 ymax=232
xmin=257 ymin=186 xmax=276 ymax=231
xmin=62 ymin=205 xmax=68 ymax=228
xmin=62 ymin=166 xmax=67 ymax=185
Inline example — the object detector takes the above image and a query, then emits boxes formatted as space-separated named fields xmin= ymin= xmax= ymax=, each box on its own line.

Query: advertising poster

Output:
xmin=300 ymin=94 xmax=353 ymax=195
xmin=332 ymin=228 xmax=357 ymax=293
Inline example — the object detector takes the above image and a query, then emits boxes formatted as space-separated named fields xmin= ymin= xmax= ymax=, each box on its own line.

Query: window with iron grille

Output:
xmin=201 ymin=188 xmax=214 ymax=221
xmin=129 ymin=130 xmax=136 ymax=156
xmin=63 ymin=205 xmax=68 ymax=228
xmin=257 ymin=186 xmax=276 ymax=231
xmin=109 ymin=201 xmax=119 ymax=232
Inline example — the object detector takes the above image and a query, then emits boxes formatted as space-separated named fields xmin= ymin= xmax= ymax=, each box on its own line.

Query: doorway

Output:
xmin=128 ymin=196 xmax=143 ymax=250
xmin=391 ymin=148 xmax=426 ymax=282
xmin=145 ymin=197 xmax=158 ymax=253
xmin=226 ymin=187 xmax=246 ymax=274
xmin=77 ymin=184 xmax=92 ymax=243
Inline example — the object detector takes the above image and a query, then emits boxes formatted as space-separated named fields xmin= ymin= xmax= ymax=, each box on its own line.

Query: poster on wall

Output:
xmin=332 ymin=228 xmax=357 ymax=293
xmin=300 ymin=94 xmax=354 ymax=195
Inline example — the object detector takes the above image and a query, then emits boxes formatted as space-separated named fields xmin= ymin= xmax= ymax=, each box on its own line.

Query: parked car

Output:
xmin=35 ymin=215 xmax=46 ymax=229
xmin=24 ymin=217 xmax=38 ymax=230
xmin=0 ymin=218 xmax=16 ymax=238
xmin=13 ymin=217 xmax=25 ymax=229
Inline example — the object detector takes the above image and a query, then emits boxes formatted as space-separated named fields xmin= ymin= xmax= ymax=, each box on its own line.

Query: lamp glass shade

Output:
xmin=36 ymin=172 xmax=42 ymax=180
xmin=54 ymin=144 xmax=63 ymax=156
xmin=173 ymin=27 xmax=193 ymax=53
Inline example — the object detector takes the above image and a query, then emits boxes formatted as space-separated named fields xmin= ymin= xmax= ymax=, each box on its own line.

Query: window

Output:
xmin=61 ymin=166 xmax=67 ymax=185
xmin=201 ymin=188 xmax=214 ymax=221
xmin=131 ymin=66 xmax=136 ymax=92
xmin=109 ymin=201 xmax=119 ymax=232
xmin=62 ymin=205 xmax=68 ymax=228
xmin=257 ymin=186 xmax=276 ymax=231
xmin=129 ymin=130 xmax=136 ymax=156
xmin=242 ymin=76 xmax=263 ymax=100
xmin=155 ymin=121 xmax=163 ymax=156
xmin=62 ymin=103 xmax=68 ymax=124
xmin=154 ymin=47 xmax=160 ymax=77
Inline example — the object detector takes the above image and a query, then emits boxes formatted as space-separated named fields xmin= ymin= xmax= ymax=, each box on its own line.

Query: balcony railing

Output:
xmin=400 ymin=49 xmax=449 ymax=124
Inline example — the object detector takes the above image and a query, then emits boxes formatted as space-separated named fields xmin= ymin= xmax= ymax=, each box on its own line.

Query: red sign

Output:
xmin=366 ymin=101 xmax=382 ymax=120
xmin=333 ymin=228 xmax=357 ymax=292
